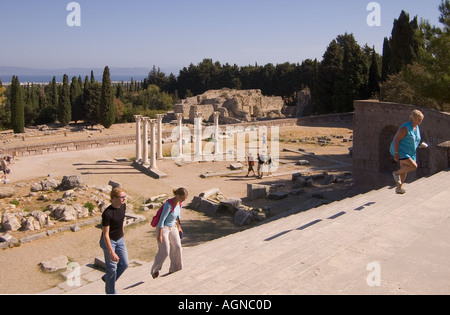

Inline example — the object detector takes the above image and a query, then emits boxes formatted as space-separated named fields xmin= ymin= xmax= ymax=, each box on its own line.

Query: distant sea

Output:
xmin=0 ymin=74 xmax=148 ymax=84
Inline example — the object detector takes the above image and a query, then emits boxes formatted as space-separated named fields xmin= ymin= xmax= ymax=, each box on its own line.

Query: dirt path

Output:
xmin=0 ymin=122 xmax=354 ymax=294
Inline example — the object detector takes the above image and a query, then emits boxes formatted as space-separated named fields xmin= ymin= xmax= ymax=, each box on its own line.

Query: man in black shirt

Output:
xmin=99 ymin=187 xmax=129 ymax=294
xmin=257 ymin=153 xmax=265 ymax=178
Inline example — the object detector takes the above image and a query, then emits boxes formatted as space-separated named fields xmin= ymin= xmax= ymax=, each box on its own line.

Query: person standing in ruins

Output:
xmin=390 ymin=110 xmax=426 ymax=194
xmin=257 ymin=153 xmax=265 ymax=178
xmin=246 ymin=153 xmax=256 ymax=177
xmin=151 ymin=188 xmax=188 ymax=279
xmin=100 ymin=187 xmax=129 ymax=294
xmin=1 ymin=156 xmax=10 ymax=184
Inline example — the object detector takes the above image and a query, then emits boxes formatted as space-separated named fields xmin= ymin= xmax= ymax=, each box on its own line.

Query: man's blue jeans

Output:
xmin=99 ymin=236 xmax=129 ymax=294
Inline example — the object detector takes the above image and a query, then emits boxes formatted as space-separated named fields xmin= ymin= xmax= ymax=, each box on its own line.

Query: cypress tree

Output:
xmin=70 ymin=76 xmax=83 ymax=123
xmin=84 ymin=82 xmax=101 ymax=128
xmin=381 ymin=37 xmax=391 ymax=82
xmin=50 ymin=76 xmax=58 ymax=109
xmin=58 ymin=74 xmax=71 ymax=126
xmin=389 ymin=11 xmax=420 ymax=75
xmin=10 ymin=76 xmax=25 ymax=133
xmin=368 ymin=47 xmax=381 ymax=95
xmin=100 ymin=66 xmax=115 ymax=129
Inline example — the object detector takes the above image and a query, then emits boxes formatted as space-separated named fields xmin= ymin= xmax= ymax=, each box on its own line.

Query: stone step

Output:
xmin=64 ymin=170 xmax=450 ymax=295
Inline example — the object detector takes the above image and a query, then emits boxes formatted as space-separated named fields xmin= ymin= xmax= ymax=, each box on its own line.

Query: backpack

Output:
xmin=151 ymin=198 xmax=180 ymax=227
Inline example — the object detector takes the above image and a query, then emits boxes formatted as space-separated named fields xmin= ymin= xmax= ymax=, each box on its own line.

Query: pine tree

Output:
xmin=58 ymin=74 xmax=71 ymax=126
xmin=333 ymin=34 xmax=369 ymax=112
xmin=312 ymin=40 xmax=343 ymax=114
xmin=10 ymin=76 xmax=25 ymax=133
xmin=439 ymin=0 xmax=450 ymax=32
xmin=99 ymin=66 xmax=115 ymax=129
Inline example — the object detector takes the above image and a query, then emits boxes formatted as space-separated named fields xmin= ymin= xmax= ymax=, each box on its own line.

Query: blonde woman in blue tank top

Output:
xmin=390 ymin=110 xmax=425 ymax=194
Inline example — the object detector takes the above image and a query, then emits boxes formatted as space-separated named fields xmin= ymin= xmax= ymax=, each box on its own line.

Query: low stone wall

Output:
xmin=2 ymin=134 xmax=136 ymax=158
xmin=296 ymin=113 xmax=354 ymax=126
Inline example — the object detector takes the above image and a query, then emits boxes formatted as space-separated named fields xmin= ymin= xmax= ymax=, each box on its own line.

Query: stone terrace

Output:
xmin=49 ymin=169 xmax=450 ymax=295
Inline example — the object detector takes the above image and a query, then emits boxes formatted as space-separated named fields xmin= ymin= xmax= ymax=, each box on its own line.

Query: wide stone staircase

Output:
xmin=64 ymin=169 xmax=450 ymax=295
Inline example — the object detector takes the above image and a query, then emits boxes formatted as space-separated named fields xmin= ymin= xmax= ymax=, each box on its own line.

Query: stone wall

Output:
xmin=352 ymin=100 xmax=450 ymax=191
xmin=1 ymin=134 xmax=136 ymax=158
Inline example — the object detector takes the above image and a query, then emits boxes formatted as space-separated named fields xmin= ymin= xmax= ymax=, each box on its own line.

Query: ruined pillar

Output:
xmin=149 ymin=119 xmax=157 ymax=170
xmin=142 ymin=117 xmax=150 ymax=166
xmin=156 ymin=114 xmax=164 ymax=160
xmin=134 ymin=115 xmax=143 ymax=162
xmin=213 ymin=112 xmax=220 ymax=155
xmin=194 ymin=112 xmax=203 ymax=160
xmin=176 ymin=113 xmax=183 ymax=157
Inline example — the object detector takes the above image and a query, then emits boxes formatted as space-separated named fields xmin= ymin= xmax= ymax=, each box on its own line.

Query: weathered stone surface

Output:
xmin=199 ymin=188 xmax=221 ymax=199
xmin=40 ymin=255 xmax=69 ymax=272
xmin=0 ymin=233 xmax=18 ymax=245
xmin=0 ymin=187 xmax=15 ymax=199
xmin=49 ymin=205 xmax=78 ymax=222
xmin=41 ymin=179 xmax=59 ymax=191
xmin=198 ymin=199 xmax=220 ymax=216
xmin=268 ymin=191 xmax=289 ymax=200
xmin=2 ymin=212 xmax=21 ymax=231
xmin=247 ymin=184 xmax=271 ymax=201
xmin=296 ymin=160 xmax=310 ymax=166
xmin=219 ymin=198 xmax=242 ymax=214
xmin=175 ymin=89 xmax=284 ymax=123
xmin=230 ymin=163 xmax=244 ymax=170
xmin=234 ymin=209 xmax=253 ymax=226
xmin=59 ymin=175 xmax=82 ymax=190
xmin=24 ymin=216 xmax=40 ymax=231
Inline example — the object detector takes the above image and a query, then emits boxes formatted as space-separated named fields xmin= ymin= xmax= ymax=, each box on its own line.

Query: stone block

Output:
xmin=198 ymin=198 xmax=220 ymax=216
xmin=234 ymin=209 xmax=253 ymax=226
xmin=247 ymin=184 xmax=271 ymax=201
xmin=40 ymin=255 xmax=69 ymax=272
xmin=268 ymin=191 xmax=289 ymax=200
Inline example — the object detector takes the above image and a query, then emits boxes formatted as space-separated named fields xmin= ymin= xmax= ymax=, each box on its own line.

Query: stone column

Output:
xmin=194 ymin=112 xmax=203 ymax=160
xmin=134 ymin=115 xmax=143 ymax=162
xmin=176 ymin=113 xmax=183 ymax=157
xmin=213 ymin=112 xmax=220 ymax=155
xmin=149 ymin=119 xmax=157 ymax=170
xmin=142 ymin=117 xmax=150 ymax=166
xmin=156 ymin=114 xmax=164 ymax=160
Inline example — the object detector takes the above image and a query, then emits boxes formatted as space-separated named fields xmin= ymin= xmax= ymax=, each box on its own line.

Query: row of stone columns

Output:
xmin=134 ymin=112 xmax=222 ymax=172
xmin=134 ymin=114 xmax=165 ymax=170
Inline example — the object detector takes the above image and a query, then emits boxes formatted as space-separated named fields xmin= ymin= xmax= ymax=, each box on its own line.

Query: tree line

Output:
xmin=1 ymin=1 xmax=449 ymax=133
xmin=0 ymin=67 xmax=174 ymax=132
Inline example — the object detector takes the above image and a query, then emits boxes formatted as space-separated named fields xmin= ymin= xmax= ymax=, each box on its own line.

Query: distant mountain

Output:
xmin=0 ymin=66 xmax=151 ymax=76
xmin=0 ymin=66 xmax=182 ymax=83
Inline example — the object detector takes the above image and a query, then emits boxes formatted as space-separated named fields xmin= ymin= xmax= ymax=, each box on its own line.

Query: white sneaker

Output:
xmin=419 ymin=142 xmax=429 ymax=149
xmin=396 ymin=188 xmax=406 ymax=194
xmin=392 ymin=171 xmax=401 ymax=185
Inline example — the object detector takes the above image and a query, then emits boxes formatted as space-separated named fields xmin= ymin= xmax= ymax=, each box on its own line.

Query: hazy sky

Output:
xmin=0 ymin=0 xmax=444 ymax=72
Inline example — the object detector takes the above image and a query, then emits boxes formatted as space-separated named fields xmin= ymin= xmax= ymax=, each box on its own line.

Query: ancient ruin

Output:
xmin=174 ymin=88 xmax=285 ymax=124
